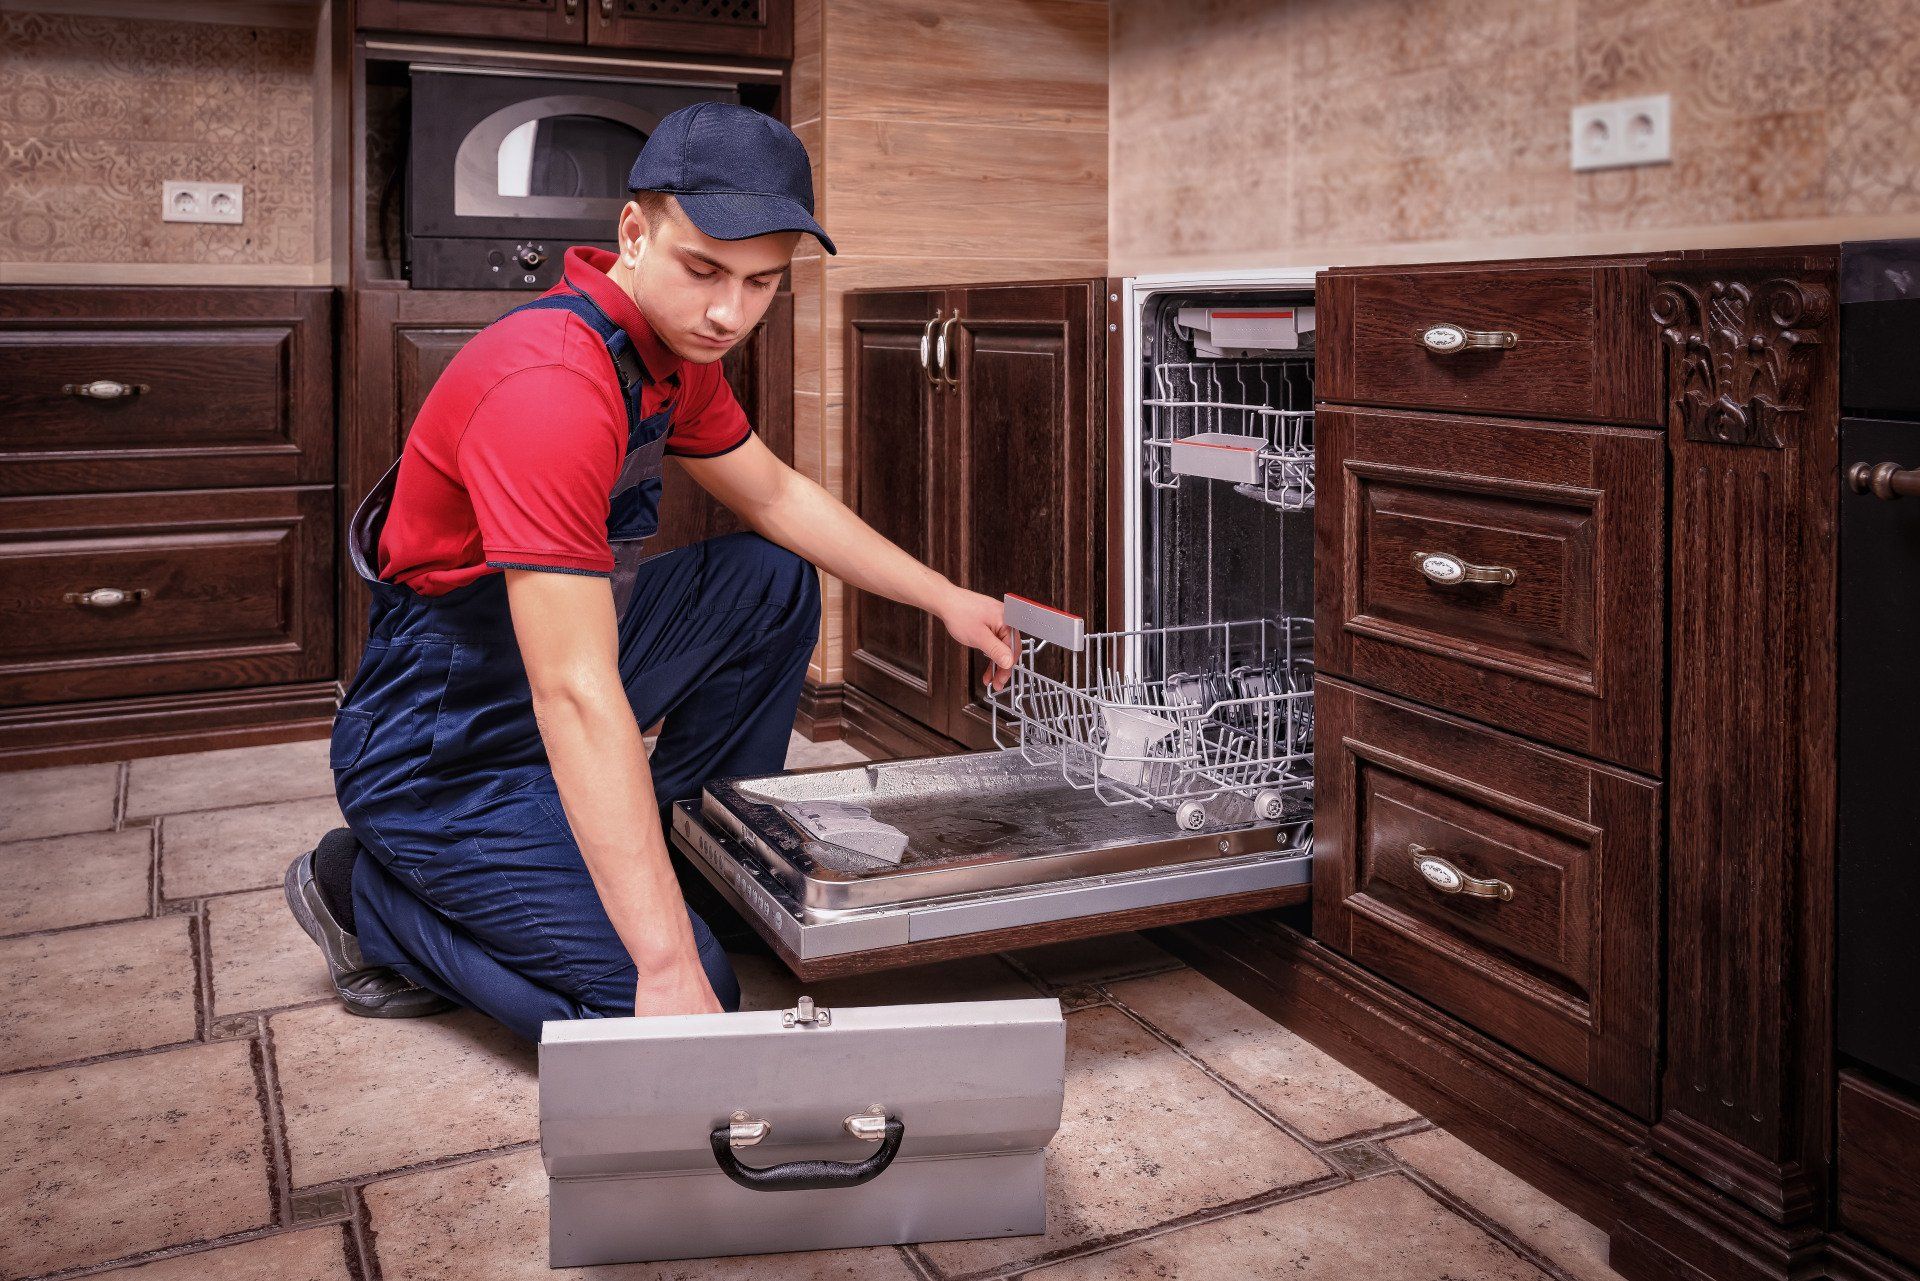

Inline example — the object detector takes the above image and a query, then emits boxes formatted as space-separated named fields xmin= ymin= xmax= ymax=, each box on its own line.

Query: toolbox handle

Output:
xmin=707 ymin=1116 xmax=906 ymax=1192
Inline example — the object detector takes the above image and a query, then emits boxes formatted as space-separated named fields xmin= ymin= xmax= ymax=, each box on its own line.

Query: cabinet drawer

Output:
xmin=0 ymin=487 xmax=334 ymax=706
xmin=1313 ymin=678 xmax=1661 ymax=1118
xmin=1317 ymin=261 xmax=1658 ymax=425
xmin=1317 ymin=406 xmax=1664 ymax=774
xmin=0 ymin=288 xmax=333 ymax=494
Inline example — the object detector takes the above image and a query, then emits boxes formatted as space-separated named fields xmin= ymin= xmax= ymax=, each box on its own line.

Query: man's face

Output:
xmin=613 ymin=197 xmax=797 ymax=364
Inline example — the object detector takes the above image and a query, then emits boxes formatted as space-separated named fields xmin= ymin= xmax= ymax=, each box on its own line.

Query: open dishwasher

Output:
xmin=668 ymin=269 xmax=1325 ymax=978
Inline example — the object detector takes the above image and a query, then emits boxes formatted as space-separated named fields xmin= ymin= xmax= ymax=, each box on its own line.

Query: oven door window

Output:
xmin=455 ymin=95 xmax=656 ymax=223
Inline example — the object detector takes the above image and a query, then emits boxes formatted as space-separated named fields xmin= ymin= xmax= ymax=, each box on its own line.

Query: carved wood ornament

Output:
xmin=1650 ymin=275 xmax=1831 ymax=449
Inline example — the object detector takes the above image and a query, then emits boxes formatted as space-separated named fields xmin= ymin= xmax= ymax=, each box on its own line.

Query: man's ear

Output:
xmin=621 ymin=200 xmax=650 ymax=265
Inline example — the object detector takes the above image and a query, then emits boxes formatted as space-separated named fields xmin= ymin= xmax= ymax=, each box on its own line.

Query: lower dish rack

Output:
xmin=993 ymin=598 xmax=1315 ymax=831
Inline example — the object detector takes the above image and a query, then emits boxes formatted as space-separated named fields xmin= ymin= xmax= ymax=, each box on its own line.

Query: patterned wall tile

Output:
xmin=0 ymin=12 xmax=316 ymax=269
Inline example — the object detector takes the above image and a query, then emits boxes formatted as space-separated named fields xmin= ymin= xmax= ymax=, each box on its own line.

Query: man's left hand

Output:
xmin=939 ymin=588 xmax=1019 ymax=690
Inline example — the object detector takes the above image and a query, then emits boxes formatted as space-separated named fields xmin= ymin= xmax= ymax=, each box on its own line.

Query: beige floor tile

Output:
xmin=364 ymin=1148 xmax=920 ymax=1280
xmin=0 ymin=760 xmax=119 ymax=843
xmin=1388 ymin=1128 xmax=1622 ymax=1281
xmin=209 ymin=887 xmax=334 ymax=1017
xmin=0 ymin=1041 xmax=273 ymax=1278
xmin=1027 ymin=1174 xmax=1548 ymax=1279
xmin=129 ymin=738 xmax=333 ymax=821
xmin=1008 ymin=932 xmax=1182 ymax=989
xmin=1111 ymin=968 xmax=1420 ymax=1142
xmin=90 ymin=1227 xmax=352 ymax=1280
xmin=0 ymin=916 xmax=197 ymax=1072
xmin=919 ymin=1004 xmax=1330 ymax=1275
xmin=273 ymin=1003 xmax=537 ymax=1188
xmin=161 ymin=795 xmax=344 ymax=900
xmin=0 ymin=827 xmax=152 ymax=937
xmin=784 ymin=731 xmax=869 ymax=770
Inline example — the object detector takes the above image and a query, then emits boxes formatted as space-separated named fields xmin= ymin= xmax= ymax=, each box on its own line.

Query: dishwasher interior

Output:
xmin=670 ymin=278 xmax=1323 ymax=969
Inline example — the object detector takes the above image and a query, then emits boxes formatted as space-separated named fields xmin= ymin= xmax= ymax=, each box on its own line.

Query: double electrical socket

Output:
xmin=162 ymin=181 xmax=245 ymax=224
xmin=1570 ymin=94 xmax=1671 ymax=172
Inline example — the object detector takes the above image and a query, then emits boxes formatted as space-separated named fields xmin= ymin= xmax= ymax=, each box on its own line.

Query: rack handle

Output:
xmin=1412 ymin=550 xmax=1516 ymax=588
xmin=65 ymin=587 xmax=150 ymax=608
xmin=1848 ymin=461 xmax=1920 ymax=501
xmin=1418 ymin=323 xmax=1517 ymax=355
xmin=1410 ymin=844 xmax=1513 ymax=901
xmin=1002 ymin=594 xmax=1085 ymax=651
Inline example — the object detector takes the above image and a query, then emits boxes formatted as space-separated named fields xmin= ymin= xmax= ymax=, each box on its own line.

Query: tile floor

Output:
xmin=1 ymin=733 xmax=1626 ymax=1281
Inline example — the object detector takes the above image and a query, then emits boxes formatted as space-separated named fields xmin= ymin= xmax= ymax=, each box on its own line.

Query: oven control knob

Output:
xmin=517 ymin=247 xmax=547 ymax=270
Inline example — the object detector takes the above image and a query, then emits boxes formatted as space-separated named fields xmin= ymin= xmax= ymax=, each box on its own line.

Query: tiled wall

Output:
xmin=792 ymin=0 xmax=1109 ymax=687
xmin=1110 ymin=0 xmax=1920 ymax=274
xmin=0 ymin=11 xmax=318 ymax=281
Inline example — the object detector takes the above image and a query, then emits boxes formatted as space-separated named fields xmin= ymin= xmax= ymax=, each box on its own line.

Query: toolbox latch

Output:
xmin=782 ymin=995 xmax=831 ymax=1028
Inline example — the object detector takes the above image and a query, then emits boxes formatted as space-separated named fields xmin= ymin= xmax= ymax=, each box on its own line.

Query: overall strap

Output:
xmin=503 ymin=291 xmax=652 ymax=412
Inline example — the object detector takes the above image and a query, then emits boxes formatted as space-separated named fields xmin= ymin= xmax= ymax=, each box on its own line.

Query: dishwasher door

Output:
xmin=669 ymin=748 xmax=1312 ymax=980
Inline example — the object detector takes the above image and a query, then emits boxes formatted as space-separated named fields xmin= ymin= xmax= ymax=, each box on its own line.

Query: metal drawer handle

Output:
xmin=64 ymin=587 xmax=150 ymax=608
xmin=64 ymin=379 xmax=149 ymax=400
xmin=1848 ymin=461 xmax=1920 ymax=501
xmin=1410 ymin=844 xmax=1513 ymax=901
xmin=1419 ymin=323 xmax=1517 ymax=355
xmin=919 ymin=316 xmax=939 ymax=384
xmin=563 ymin=0 xmax=577 ymax=14
xmin=710 ymin=1111 xmax=905 ymax=1192
xmin=937 ymin=310 xmax=960 ymax=390
xmin=1412 ymin=550 xmax=1516 ymax=587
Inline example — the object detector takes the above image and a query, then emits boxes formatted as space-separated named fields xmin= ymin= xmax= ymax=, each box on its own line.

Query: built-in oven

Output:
xmin=667 ymin=269 xmax=1327 ymax=979
xmin=404 ymin=66 xmax=739 ymax=290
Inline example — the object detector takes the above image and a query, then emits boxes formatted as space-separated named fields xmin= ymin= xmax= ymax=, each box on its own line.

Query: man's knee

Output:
xmin=713 ymin=532 xmax=820 ymax=634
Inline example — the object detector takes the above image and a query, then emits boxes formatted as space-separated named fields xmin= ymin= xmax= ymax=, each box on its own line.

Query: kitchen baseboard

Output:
xmin=793 ymin=678 xmax=846 ymax=742
xmin=0 ymin=682 xmax=338 ymax=770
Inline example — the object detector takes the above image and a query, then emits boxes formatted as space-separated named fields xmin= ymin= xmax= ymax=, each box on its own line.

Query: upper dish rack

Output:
xmin=990 ymin=596 xmax=1314 ymax=832
xmin=1143 ymin=360 xmax=1315 ymax=512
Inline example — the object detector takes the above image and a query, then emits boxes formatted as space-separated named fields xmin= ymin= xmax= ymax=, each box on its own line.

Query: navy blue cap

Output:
xmin=627 ymin=103 xmax=836 ymax=256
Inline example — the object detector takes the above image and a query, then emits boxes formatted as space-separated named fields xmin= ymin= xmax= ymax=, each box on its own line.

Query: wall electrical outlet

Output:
xmin=1570 ymin=95 xmax=1671 ymax=172
xmin=162 ymin=181 xmax=245 ymax=224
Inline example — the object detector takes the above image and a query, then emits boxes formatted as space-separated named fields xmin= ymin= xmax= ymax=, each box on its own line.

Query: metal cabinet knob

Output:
xmin=64 ymin=379 xmax=149 ymax=399
xmin=599 ymin=0 xmax=612 ymax=17
xmin=1412 ymin=550 xmax=1516 ymax=587
xmin=1410 ymin=844 xmax=1513 ymax=901
xmin=1848 ymin=461 xmax=1920 ymax=501
xmin=1419 ymin=323 xmax=1517 ymax=355
xmin=64 ymin=587 xmax=149 ymax=608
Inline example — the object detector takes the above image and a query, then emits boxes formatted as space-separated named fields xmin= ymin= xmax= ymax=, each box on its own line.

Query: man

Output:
xmin=285 ymin=104 xmax=1014 ymax=1040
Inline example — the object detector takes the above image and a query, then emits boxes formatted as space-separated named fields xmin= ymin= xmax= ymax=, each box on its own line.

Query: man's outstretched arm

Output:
xmin=681 ymin=434 xmax=1018 ymax=690
xmin=502 ymin=568 xmax=721 ymax=1018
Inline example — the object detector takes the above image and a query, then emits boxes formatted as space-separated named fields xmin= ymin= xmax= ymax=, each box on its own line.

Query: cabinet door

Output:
xmin=354 ymin=0 xmax=582 ymax=42
xmin=587 ymin=0 xmax=790 ymax=57
xmin=341 ymin=287 xmax=535 ymax=678
xmin=648 ymin=289 xmax=794 ymax=556
xmin=844 ymin=290 xmax=950 ymax=734
xmin=944 ymin=281 xmax=1106 ymax=749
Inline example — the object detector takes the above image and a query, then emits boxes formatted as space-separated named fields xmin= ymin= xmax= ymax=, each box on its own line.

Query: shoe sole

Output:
xmin=283 ymin=851 xmax=453 ymax=1019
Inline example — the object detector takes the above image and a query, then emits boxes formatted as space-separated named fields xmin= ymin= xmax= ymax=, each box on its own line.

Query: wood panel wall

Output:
xmin=790 ymin=0 xmax=1108 ymax=687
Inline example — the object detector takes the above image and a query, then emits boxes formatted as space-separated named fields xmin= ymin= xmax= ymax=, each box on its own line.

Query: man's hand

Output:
xmin=939 ymin=587 xmax=1019 ymax=690
xmin=634 ymin=954 xmax=724 ymax=1018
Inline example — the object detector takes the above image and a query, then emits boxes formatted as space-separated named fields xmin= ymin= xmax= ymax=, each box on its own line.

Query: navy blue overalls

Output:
xmin=329 ymin=285 xmax=820 ymax=1041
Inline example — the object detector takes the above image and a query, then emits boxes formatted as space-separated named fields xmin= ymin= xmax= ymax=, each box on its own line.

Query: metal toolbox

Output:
xmin=540 ymin=996 xmax=1065 ymax=1265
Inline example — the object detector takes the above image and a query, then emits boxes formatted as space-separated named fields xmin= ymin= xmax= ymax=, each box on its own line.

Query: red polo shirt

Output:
xmin=376 ymin=245 xmax=753 ymax=596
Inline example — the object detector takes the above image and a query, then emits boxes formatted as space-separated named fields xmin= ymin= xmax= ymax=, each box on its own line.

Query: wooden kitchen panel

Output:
xmin=1316 ymin=405 xmax=1664 ymax=775
xmin=1838 ymin=1070 xmax=1920 ymax=1266
xmin=589 ymin=0 xmax=791 ymax=58
xmin=1313 ymin=677 xmax=1662 ymax=1119
xmin=1316 ymin=261 xmax=1659 ymax=426
xmin=355 ymin=0 xmax=583 ymax=43
xmin=0 ymin=487 xmax=334 ymax=707
xmin=0 ymin=287 xmax=333 ymax=495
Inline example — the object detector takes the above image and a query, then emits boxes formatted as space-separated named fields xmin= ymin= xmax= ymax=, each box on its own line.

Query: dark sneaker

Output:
xmin=283 ymin=847 xmax=455 ymax=1018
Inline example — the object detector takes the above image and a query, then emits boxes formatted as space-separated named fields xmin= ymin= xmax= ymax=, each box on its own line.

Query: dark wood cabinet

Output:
xmin=0 ymin=288 xmax=339 ymax=768
xmin=840 ymin=279 xmax=1107 ymax=757
xmin=342 ymin=283 xmax=794 ymax=682
xmin=353 ymin=0 xmax=790 ymax=59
